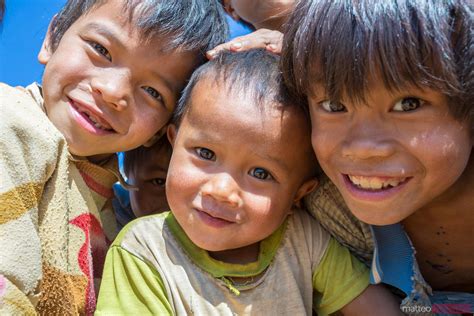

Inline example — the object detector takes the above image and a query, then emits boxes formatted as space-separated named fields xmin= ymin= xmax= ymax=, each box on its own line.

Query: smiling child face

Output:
xmin=308 ymin=81 xmax=472 ymax=225
xmin=39 ymin=0 xmax=197 ymax=158
xmin=166 ymin=77 xmax=316 ymax=255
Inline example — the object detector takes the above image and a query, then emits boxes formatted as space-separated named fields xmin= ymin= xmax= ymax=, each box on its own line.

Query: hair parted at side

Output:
xmin=48 ymin=0 xmax=228 ymax=62
xmin=281 ymin=0 xmax=473 ymax=125
xmin=172 ymin=49 xmax=299 ymax=127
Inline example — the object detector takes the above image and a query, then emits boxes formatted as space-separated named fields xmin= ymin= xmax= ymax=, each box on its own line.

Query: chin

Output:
xmin=351 ymin=209 xmax=407 ymax=226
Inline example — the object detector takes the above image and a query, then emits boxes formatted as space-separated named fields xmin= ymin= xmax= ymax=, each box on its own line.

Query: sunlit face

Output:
xmin=38 ymin=0 xmax=197 ymax=158
xmin=166 ymin=78 xmax=316 ymax=254
xmin=308 ymin=81 xmax=472 ymax=225
xmin=223 ymin=0 xmax=295 ymax=30
xmin=128 ymin=143 xmax=172 ymax=218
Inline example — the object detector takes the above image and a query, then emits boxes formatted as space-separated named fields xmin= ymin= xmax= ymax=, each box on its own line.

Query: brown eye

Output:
xmin=320 ymin=100 xmax=346 ymax=112
xmin=393 ymin=97 xmax=423 ymax=112
xmin=249 ymin=167 xmax=273 ymax=180
xmin=150 ymin=178 xmax=166 ymax=187
xmin=196 ymin=147 xmax=215 ymax=161
xmin=90 ymin=42 xmax=111 ymax=61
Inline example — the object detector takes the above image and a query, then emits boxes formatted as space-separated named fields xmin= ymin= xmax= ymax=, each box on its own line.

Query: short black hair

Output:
xmin=48 ymin=0 xmax=229 ymax=63
xmin=123 ymin=136 xmax=172 ymax=177
xmin=282 ymin=0 xmax=473 ymax=126
xmin=172 ymin=49 xmax=300 ymax=127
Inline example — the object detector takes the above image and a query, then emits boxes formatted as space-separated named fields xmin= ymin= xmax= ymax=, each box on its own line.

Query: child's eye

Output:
xmin=196 ymin=147 xmax=215 ymax=161
xmin=143 ymin=86 xmax=163 ymax=102
xmin=90 ymin=42 xmax=111 ymax=61
xmin=150 ymin=178 xmax=166 ymax=187
xmin=320 ymin=100 xmax=346 ymax=112
xmin=249 ymin=167 xmax=273 ymax=181
xmin=392 ymin=97 xmax=423 ymax=112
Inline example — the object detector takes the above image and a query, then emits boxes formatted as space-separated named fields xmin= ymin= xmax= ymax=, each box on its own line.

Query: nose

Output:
xmin=341 ymin=118 xmax=396 ymax=160
xmin=91 ymin=68 xmax=131 ymax=111
xmin=201 ymin=173 xmax=242 ymax=208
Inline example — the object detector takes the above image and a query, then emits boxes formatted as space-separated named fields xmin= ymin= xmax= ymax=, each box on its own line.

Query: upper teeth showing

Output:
xmin=83 ymin=111 xmax=112 ymax=131
xmin=348 ymin=175 xmax=407 ymax=190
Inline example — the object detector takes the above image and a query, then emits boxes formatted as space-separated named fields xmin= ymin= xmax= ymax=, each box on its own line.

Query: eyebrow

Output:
xmin=83 ymin=22 xmax=125 ymax=49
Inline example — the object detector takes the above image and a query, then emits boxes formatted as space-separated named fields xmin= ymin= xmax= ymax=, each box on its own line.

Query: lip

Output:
xmin=68 ymin=98 xmax=116 ymax=135
xmin=194 ymin=208 xmax=235 ymax=228
xmin=341 ymin=173 xmax=411 ymax=202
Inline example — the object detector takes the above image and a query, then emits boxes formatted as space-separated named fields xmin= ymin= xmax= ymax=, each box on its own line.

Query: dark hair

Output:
xmin=49 ymin=0 xmax=228 ymax=62
xmin=172 ymin=49 xmax=299 ymax=127
xmin=282 ymin=0 xmax=473 ymax=125
xmin=0 ymin=0 xmax=5 ymax=24
xmin=123 ymin=136 xmax=172 ymax=177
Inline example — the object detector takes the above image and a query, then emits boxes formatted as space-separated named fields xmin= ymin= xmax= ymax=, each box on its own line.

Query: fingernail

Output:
xmin=231 ymin=42 xmax=242 ymax=49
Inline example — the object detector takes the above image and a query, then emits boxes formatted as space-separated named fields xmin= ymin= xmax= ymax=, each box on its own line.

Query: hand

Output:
xmin=207 ymin=29 xmax=283 ymax=59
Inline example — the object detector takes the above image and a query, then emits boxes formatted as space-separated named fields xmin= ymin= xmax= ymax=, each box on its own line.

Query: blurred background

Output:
xmin=0 ymin=0 xmax=252 ymax=87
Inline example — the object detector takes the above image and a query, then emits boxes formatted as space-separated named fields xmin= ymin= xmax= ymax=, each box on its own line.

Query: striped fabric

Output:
xmin=0 ymin=83 xmax=118 ymax=315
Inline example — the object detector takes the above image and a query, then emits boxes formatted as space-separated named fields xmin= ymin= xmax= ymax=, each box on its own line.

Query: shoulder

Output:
xmin=304 ymin=174 xmax=374 ymax=262
xmin=0 ymin=82 xmax=62 ymax=144
xmin=113 ymin=212 xmax=168 ymax=252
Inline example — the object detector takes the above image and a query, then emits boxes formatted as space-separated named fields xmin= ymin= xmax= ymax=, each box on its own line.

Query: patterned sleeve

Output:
xmin=304 ymin=174 xmax=374 ymax=263
xmin=0 ymin=84 xmax=58 ymax=314
xmin=96 ymin=230 xmax=173 ymax=315
xmin=313 ymin=238 xmax=370 ymax=315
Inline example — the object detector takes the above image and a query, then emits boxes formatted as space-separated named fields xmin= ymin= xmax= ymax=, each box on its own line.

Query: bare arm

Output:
xmin=339 ymin=284 xmax=403 ymax=316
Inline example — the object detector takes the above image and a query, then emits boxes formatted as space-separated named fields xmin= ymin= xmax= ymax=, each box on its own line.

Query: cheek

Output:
xmin=411 ymin=128 xmax=471 ymax=184
xmin=131 ymin=108 xmax=170 ymax=141
xmin=166 ymin=157 xmax=198 ymax=209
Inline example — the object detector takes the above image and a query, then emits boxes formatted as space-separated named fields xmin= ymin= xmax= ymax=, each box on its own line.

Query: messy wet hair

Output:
xmin=48 ymin=0 xmax=228 ymax=62
xmin=282 ymin=0 xmax=473 ymax=125
xmin=172 ymin=49 xmax=298 ymax=127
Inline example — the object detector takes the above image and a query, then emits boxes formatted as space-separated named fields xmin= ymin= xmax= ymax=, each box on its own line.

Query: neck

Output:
xmin=209 ymin=242 xmax=260 ymax=264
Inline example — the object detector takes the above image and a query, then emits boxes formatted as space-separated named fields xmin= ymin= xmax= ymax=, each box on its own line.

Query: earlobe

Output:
xmin=294 ymin=178 xmax=318 ymax=204
xmin=167 ymin=124 xmax=177 ymax=148
xmin=38 ymin=15 xmax=56 ymax=64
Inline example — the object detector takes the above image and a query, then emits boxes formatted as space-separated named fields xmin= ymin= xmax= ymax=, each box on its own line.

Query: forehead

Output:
xmin=183 ymin=77 xmax=312 ymax=159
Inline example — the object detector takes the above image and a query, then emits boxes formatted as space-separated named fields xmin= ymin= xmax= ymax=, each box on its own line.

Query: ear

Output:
xmin=167 ymin=124 xmax=177 ymax=148
xmin=143 ymin=125 xmax=167 ymax=147
xmin=293 ymin=178 xmax=318 ymax=205
xmin=38 ymin=15 xmax=57 ymax=65
xmin=222 ymin=0 xmax=240 ymax=21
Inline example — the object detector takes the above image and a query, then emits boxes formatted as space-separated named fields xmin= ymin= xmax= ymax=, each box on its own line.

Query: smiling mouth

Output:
xmin=70 ymin=99 xmax=115 ymax=132
xmin=195 ymin=208 xmax=236 ymax=227
xmin=346 ymin=174 xmax=409 ymax=190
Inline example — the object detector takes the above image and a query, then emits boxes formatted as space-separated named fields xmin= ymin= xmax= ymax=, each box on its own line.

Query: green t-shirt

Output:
xmin=96 ymin=211 xmax=369 ymax=315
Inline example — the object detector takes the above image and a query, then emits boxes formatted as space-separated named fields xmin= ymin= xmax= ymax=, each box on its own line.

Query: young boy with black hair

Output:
xmin=114 ymin=137 xmax=172 ymax=229
xmin=0 ymin=0 xmax=227 ymax=314
xmin=281 ymin=0 xmax=473 ymax=313
xmin=96 ymin=50 xmax=401 ymax=315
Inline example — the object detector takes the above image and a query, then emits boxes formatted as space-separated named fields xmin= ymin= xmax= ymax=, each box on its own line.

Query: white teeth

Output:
xmin=348 ymin=175 xmax=406 ymax=190
xmin=83 ymin=111 xmax=112 ymax=131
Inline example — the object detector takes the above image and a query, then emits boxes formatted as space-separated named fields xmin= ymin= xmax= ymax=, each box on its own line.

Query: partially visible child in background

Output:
xmin=281 ymin=0 xmax=473 ymax=314
xmin=114 ymin=137 xmax=172 ymax=229
xmin=96 ymin=50 xmax=401 ymax=316
xmin=0 ymin=0 xmax=227 ymax=314
xmin=207 ymin=0 xmax=294 ymax=58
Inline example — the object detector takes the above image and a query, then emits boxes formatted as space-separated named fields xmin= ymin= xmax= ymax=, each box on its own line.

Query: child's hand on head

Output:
xmin=207 ymin=29 xmax=283 ymax=59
